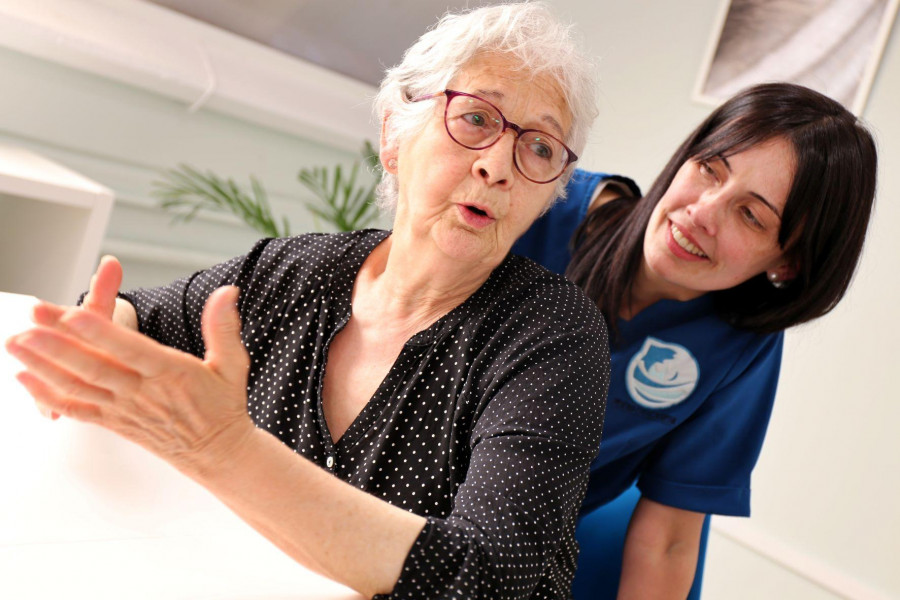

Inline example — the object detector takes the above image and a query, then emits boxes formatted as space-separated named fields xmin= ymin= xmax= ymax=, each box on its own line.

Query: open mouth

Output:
xmin=458 ymin=204 xmax=495 ymax=228
xmin=670 ymin=222 xmax=708 ymax=258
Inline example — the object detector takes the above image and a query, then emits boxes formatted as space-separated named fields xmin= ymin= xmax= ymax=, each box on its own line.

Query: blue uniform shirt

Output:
xmin=513 ymin=169 xmax=783 ymax=516
xmin=513 ymin=170 xmax=642 ymax=274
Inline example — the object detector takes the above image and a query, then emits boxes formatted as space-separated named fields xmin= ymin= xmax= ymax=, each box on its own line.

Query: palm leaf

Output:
xmin=155 ymin=141 xmax=381 ymax=237
xmin=297 ymin=144 xmax=380 ymax=232
xmin=153 ymin=164 xmax=287 ymax=238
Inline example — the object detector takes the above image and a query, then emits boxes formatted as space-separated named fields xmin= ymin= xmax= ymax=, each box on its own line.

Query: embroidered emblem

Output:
xmin=625 ymin=337 xmax=699 ymax=409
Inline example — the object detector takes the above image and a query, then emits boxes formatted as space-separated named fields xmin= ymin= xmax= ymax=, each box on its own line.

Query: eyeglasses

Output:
xmin=411 ymin=89 xmax=578 ymax=184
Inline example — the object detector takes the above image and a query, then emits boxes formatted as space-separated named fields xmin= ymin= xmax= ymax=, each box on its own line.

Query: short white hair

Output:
xmin=373 ymin=1 xmax=599 ymax=210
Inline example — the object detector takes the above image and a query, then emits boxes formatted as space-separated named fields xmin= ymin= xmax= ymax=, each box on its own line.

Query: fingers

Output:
xmin=30 ymin=300 xmax=148 ymax=380
xmin=82 ymin=255 xmax=123 ymax=319
xmin=54 ymin=308 xmax=171 ymax=378
xmin=202 ymin=286 xmax=249 ymax=386
xmin=31 ymin=300 xmax=66 ymax=327
xmin=6 ymin=328 xmax=133 ymax=403
xmin=36 ymin=403 xmax=61 ymax=420
xmin=10 ymin=304 xmax=65 ymax=420
xmin=15 ymin=370 xmax=103 ymax=423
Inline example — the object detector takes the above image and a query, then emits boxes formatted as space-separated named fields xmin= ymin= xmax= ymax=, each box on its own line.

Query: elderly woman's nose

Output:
xmin=473 ymin=132 xmax=516 ymax=186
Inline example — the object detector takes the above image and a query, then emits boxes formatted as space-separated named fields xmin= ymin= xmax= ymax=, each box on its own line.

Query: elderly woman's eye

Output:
xmin=463 ymin=112 xmax=489 ymax=127
xmin=527 ymin=141 xmax=554 ymax=161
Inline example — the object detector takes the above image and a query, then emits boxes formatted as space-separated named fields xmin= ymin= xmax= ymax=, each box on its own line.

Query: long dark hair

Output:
xmin=567 ymin=83 xmax=877 ymax=335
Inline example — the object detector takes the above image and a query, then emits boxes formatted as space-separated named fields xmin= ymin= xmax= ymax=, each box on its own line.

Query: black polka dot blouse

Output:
xmin=120 ymin=230 xmax=609 ymax=599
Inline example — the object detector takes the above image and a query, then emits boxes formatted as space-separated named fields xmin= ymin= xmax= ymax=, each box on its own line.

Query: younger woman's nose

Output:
xmin=685 ymin=192 xmax=722 ymax=236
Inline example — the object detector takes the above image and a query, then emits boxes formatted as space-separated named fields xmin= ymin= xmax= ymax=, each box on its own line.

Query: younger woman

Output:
xmin=514 ymin=82 xmax=877 ymax=599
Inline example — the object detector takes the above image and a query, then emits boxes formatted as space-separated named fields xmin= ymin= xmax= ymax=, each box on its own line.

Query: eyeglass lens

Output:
xmin=444 ymin=94 xmax=570 ymax=183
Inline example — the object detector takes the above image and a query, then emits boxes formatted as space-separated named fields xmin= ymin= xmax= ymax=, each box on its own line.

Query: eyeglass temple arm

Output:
xmin=407 ymin=91 xmax=448 ymax=103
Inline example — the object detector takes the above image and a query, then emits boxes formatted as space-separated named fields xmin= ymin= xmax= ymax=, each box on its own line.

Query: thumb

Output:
xmin=83 ymin=255 xmax=123 ymax=320
xmin=202 ymin=286 xmax=248 ymax=385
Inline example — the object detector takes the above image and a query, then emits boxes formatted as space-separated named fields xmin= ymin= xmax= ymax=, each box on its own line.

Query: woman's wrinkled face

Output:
xmin=642 ymin=137 xmax=797 ymax=301
xmin=385 ymin=53 xmax=571 ymax=268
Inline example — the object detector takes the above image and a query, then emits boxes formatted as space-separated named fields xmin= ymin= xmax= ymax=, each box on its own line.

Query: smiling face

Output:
xmin=383 ymin=53 xmax=572 ymax=269
xmin=640 ymin=137 xmax=798 ymax=303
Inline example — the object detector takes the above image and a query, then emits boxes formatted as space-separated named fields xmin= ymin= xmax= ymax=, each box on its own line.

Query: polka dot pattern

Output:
xmin=121 ymin=230 xmax=609 ymax=599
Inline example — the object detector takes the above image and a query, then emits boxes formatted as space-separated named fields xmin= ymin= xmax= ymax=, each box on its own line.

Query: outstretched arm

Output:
xmin=617 ymin=497 xmax=705 ymax=600
xmin=7 ymin=237 xmax=608 ymax=599
xmin=5 ymin=288 xmax=424 ymax=597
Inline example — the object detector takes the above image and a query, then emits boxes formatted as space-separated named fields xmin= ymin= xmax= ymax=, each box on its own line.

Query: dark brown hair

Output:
xmin=567 ymin=83 xmax=877 ymax=335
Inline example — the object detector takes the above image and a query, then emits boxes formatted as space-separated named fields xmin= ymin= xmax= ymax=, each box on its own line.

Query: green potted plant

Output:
xmin=153 ymin=141 xmax=382 ymax=236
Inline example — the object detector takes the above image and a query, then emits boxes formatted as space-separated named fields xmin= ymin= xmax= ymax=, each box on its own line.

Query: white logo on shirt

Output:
xmin=626 ymin=337 xmax=699 ymax=410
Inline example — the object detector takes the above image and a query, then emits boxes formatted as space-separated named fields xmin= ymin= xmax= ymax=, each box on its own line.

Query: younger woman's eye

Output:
xmin=698 ymin=160 xmax=715 ymax=177
xmin=741 ymin=206 xmax=763 ymax=229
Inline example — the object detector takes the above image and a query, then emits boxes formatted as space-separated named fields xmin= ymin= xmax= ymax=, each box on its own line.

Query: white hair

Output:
xmin=372 ymin=1 xmax=599 ymax=210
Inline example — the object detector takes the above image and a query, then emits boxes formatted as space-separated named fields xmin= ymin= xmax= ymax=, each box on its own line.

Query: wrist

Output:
xmin=182 ymin=415 xmax=260 ymax=486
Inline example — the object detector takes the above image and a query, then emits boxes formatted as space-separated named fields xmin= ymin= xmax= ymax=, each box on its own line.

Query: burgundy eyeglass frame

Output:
xmin=411 ymin=89 xmax=578 ymax=184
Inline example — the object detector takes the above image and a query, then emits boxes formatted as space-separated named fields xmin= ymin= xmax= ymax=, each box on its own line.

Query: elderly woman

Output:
xmin=6 ymin=3 xmax=607 ymax=599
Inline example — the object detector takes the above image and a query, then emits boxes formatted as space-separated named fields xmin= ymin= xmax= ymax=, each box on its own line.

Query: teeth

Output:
xmin=671 ymin=223 xmax=707 ymax=257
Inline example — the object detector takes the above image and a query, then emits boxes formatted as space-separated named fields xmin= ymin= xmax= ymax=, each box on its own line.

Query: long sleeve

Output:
xmin=383 ymin=278 xmax=610 ymax=599
xmin=115 ymin=232 xmax=610 ymax=598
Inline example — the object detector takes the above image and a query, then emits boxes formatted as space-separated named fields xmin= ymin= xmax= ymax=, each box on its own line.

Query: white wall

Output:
xmin=0 ymin=43 xmax=357 ymax=290
xmin=0 ymin=0 xmax=379 ymax=292
xmin=555 ymin=1 xmax=900 ymax=598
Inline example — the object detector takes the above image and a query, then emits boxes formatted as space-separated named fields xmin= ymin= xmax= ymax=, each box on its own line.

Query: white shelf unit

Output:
xmin=0 ymin=144 xmax=114 ymax=304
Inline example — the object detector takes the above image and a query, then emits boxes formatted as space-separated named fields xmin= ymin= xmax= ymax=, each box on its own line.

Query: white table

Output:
xmin=0 ymin=291 xmax=363 ymax=599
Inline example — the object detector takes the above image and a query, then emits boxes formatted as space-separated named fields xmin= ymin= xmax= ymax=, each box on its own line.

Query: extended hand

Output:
xmin=5 ymin=286 xmax=254 ymax=477
xmin=27 ymin=255 xmax=124 ymax=420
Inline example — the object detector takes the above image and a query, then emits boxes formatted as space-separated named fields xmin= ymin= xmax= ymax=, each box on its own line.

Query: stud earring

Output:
xmin=768 ymin=272 xmax=786 ymax=289
xmin=387 ymin=158 xmax=398 ymax=169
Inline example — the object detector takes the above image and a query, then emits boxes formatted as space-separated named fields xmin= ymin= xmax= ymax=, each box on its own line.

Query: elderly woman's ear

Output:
xmin=380 ymin=113 xmax=399 ymax=174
